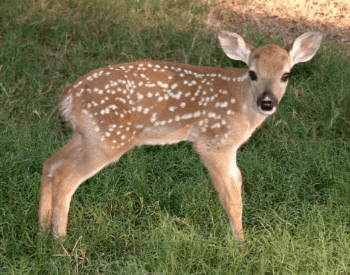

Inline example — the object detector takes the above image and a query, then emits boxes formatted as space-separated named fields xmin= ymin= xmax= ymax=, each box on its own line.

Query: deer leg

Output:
xmin=195 ymin=145 xmax=244 ymax=241
xmin=39 ymin=133 xmax=82 ymax=231
xmin=39 ymin=132 xmax=131 ymax=238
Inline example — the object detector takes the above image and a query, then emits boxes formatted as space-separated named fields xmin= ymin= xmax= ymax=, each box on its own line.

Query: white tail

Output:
xmin=39 ymin=30 xmax=322 ymax=240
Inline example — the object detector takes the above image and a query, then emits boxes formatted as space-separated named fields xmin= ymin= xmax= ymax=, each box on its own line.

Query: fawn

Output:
xmin=39 ymin=30 xmax=322 ymax=240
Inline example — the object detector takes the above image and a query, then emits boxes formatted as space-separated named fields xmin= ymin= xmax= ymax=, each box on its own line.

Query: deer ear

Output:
xmin=289 ymin=32 xmax=323 ymax=67
xmin=217 ymin=30 xmax=254 ymax=65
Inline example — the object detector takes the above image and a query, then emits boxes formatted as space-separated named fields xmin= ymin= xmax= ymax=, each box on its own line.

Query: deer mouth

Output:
xmin=257 ymin=91 xmax=278 ymax=115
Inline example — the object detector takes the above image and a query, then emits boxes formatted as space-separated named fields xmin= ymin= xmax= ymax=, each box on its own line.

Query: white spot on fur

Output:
xmin=181 ymin=113 xmax=193 ymax=120
xmin=193 ymin=111 xmax=201 ymax=118
xmin=150 ymin=113 xmax=157 ymax=123
xmin=210 ymin=123 xmax=221 ymax=129
xmin=217 ymin=102 xmax=228 ymax=108
xmin=48 ymin=160 xmax=64 ymax=178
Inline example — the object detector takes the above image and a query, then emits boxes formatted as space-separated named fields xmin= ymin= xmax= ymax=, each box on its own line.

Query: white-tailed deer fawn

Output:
xmin=39 ymin=30 xmax=322 ymax=241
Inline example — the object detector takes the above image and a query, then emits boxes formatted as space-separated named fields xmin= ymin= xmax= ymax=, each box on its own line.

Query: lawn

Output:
xmin=1 ymin=0 xmax=350 ymax=274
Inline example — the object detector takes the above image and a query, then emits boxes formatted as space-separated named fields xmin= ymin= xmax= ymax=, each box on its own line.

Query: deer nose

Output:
xmin=257 ymin=91 xmax=278 ymax=113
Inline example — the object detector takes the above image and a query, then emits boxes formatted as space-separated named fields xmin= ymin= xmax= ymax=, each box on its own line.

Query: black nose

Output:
xmin=257 ymin=91 xmax=278 ymax=112
xmin=261 ymin=100 xmax=274 ymax=111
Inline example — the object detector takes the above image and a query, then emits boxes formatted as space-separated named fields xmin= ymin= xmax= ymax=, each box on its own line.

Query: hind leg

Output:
xmin=39 ymin=132 xmax=131 ymax=238
xmin=39 ymin=133 xmax=82 ymax=231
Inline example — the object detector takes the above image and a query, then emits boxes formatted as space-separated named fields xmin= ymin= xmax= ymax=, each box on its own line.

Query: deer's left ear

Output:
xmin=289 ymin=32 xmax=323 ymax=67
xmin=217 ymin=30 xmax=255 ymax=65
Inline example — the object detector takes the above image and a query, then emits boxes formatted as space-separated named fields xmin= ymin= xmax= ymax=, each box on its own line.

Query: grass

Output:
xmin=1 ymin=0 xmax=350 ymax=274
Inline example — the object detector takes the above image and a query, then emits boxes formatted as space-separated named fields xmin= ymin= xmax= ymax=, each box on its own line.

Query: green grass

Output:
xmin=1 ymin=0 xmax=350 ymax=274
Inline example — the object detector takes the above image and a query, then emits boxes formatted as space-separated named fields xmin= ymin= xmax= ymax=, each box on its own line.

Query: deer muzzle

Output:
xmin=257 ymin=91 xmax=278 ymax=115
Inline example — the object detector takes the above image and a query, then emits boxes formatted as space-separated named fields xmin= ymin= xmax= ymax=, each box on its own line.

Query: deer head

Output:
xmin=218 ymin=31 xmax=322 ymax=115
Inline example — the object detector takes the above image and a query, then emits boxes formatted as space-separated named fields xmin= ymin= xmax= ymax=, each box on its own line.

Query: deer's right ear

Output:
xmin=217 ymin=30 xmax=254 ymax=65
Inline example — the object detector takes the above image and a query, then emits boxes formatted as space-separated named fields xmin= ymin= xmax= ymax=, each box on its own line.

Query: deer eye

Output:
xmin=281 ymin=72 xmax=292 ymax=82
xmin=249 ymin=71 xmax=258 ymax=81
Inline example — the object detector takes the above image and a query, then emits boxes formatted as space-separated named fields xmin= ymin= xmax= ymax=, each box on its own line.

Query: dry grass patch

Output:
xmin=206 ymin=0 xmax=350 ymax=44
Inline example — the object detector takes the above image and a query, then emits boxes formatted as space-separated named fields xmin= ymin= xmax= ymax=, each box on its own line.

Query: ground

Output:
xmin=206 ymin=0 xmax=350 ymax=45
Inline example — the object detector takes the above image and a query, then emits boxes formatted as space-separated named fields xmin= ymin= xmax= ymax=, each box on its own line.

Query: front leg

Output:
xmin=195 ymin=145 xmax=244 ymax=241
